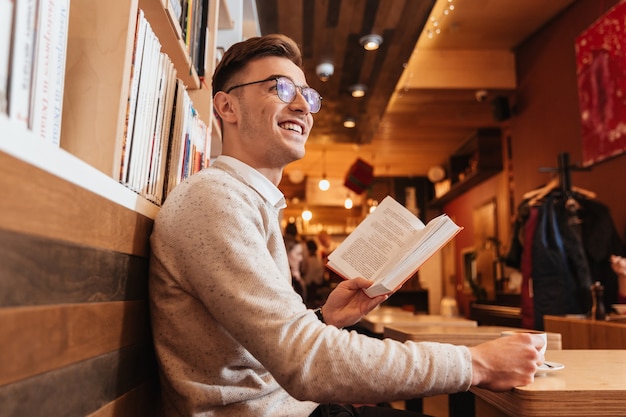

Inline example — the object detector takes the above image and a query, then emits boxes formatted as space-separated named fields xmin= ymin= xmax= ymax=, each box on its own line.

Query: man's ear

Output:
xmin=213 ymin=91 xmax=238 ymax=124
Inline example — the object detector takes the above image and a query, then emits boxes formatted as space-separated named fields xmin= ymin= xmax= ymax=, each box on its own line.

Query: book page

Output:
xmin=327 ymin=196 xmax=425 ymax=281
xmin=376 ymin=214 xmax=459 ymax=289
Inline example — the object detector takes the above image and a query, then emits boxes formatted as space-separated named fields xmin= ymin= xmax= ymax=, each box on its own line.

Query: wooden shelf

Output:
xmin=429 ymin=168 xmax=502 ymax=207
xmin=429 ymin=128 xmax=503 ymax=207
xmin=0 ymin=115 xmax=159 ymax=219
xmin=140 ymin=0 xmax=200 ymax=89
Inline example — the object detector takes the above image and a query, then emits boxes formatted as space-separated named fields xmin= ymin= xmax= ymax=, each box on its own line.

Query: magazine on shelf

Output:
xmin=30 ymin=0 xmax=70 ymax=146
xmin=8 ymin=0 xmax=38 ymax=127
xmin=327 ymin=195 xmax=463 ymax=297
xmin=120 ymin=9 xmax=148 ymax=184
xmin=0 ymin=0 xmax=13 ymax=114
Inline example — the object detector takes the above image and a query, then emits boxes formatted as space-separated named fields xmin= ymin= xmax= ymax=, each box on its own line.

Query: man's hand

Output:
xmin=321 ymin=278 xmax=388 ymax=328
xmin=469 ymin=333 xmax=545 ymax=391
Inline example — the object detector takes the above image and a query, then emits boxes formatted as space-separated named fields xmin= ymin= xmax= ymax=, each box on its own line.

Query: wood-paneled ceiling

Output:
xmin=255 ymin=0 xmax=576 ymax=199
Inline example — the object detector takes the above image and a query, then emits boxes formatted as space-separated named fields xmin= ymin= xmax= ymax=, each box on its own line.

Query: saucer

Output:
xmin=536 ymin=361 xmax=565 ymax=376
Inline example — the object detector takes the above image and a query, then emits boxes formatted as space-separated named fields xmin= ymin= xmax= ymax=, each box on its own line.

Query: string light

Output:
xmin=318 ymin=149 xmax=330 ymax=190
xmin=424 ymin=0 xmax=455 ymax=39
xmin=368 ymin=199 xmax=378 ymax=214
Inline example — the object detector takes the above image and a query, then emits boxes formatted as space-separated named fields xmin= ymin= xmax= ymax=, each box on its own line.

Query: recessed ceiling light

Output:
xmin=349 ymin=84 xmax=367 ymax=98
xmin=359 ymin=34 xmax=383 ymax=51
xmin=343 ymin=117 xmax=356 ymax=128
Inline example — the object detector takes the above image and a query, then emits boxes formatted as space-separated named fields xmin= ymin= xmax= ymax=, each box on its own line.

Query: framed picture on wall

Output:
xmin=575 ymin=1 xmax=626 ymax=167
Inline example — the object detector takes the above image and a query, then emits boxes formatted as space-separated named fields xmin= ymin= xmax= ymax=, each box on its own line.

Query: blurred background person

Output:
xmin=284 ymin=234 xmax=307 ymax=302
xmin=302 ymin=239 xmax=326 ymax=307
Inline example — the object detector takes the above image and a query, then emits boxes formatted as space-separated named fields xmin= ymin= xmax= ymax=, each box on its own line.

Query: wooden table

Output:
xmin=544 ymin=314 xmax=626 ymax=349
xmin=358 ymin=307 xmax=477 ymax=335
xmin=383 ymin=324 xmax=562 ymax=417
xmin=384 ymin=324 xmax=562 ymax=350
xmin=472 ymin=350 xmax=626 ymax=417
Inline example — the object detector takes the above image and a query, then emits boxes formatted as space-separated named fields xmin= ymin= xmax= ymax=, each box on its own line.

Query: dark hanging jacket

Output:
xmin=506 ymin=191 xmax=625 ymax=329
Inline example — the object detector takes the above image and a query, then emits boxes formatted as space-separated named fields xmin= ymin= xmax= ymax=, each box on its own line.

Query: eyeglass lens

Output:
xmin=276 ymin=77 xmax=321 ymax=113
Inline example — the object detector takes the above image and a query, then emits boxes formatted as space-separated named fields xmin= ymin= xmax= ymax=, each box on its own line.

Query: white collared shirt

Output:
xmin=215 ymin=155 xmax=286 ymax=210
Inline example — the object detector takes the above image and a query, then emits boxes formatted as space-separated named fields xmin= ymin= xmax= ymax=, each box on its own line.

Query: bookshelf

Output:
xmin=0 ymin=0 xmax=236 ymax=414
xmin=61 ymin=0 xmax=219 ymax=188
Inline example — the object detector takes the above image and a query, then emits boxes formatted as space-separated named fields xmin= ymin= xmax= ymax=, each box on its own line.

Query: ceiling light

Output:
xmin=344 ymin=195 xmax=353 ymax=209
xmin=349 ymin=84 xmax=367 ymax=98
xmin=343 ymin=117 xmax=356 ymax=128
xmin=316 ymin=62 xmax=334 ymax=82
xmin=359 ymin=34 xmax=383 ymax=51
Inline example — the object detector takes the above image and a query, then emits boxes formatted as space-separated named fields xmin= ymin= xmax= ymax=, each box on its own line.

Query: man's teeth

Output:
xmin=279 ymin=122 xmax=303 ymax=134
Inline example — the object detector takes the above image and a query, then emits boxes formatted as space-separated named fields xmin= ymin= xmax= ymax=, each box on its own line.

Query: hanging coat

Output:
xmin=531 ymin=195 xmax=586 ymax=330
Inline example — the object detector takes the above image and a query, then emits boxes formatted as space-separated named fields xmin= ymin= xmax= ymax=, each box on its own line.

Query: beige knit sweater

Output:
xmin=148 ymin=158 xmax=473 ymax=417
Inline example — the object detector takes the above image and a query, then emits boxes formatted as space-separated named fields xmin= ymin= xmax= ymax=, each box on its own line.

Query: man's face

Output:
xmin=229 ymin=56 xmax=315 ymax=169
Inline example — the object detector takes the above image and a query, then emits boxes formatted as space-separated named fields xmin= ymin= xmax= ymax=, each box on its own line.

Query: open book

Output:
xmin=327 ymin=196 xmax=463 ymax=297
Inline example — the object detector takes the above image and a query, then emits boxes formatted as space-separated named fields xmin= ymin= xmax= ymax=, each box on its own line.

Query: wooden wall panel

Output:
xmin=1 ymin=155 xmax=157 ymax=415
xmin=0 ymin=152 xmax=153 ymax=257
xmin=0 ymin=229 xmax=148 ymax=307
xmin=0 ymin=301 xmax=149 ymax=386
xmin=0 ymin=345 xmax=156 ymax=417
xmin=544 ymin=315 xmax=626 ymax=349
xmin=87 ymin=383 xmax=159 ymax=417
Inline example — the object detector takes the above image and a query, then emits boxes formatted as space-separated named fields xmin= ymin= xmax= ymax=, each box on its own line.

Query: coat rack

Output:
xmin=539 ymin=152 xmax=591 ymax=198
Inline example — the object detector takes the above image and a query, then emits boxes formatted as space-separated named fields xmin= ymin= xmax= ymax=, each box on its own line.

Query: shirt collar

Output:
xmin=215 ymin=155 xmax=286 ymax=209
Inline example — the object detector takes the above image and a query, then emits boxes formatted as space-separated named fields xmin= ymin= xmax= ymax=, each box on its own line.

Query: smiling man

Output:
xmin=148 ymin=34 xmax=545 ymax=417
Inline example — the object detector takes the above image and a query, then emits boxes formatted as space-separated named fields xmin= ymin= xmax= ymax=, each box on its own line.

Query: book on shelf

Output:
xmin=117 ymin=5 xmax=211 ymax=204
xmin=327 ymin=195 xmax=463 ymax=297
xmin=30 ymin=0 xmax=70 ymax=146
xmin=120 ymin=9 xmax=148 ymax=184
xmin=194 ymin=0 xmax=209 ymax=76
xmin=145 ymin=54 xmax=177 ymax=205
xmin=164 ymin=79 xmax=188 ymax=197
xmin=163 ymin=82 xmax=209 ymax=198
xmin=153 ymin=58 xmax=178 ymax=204
xmin=169 ymin=0 xmax=183 ymax=21
xmin=8 ymin=0 xmax=38 ymax=128
xmin=125 ymin=17 xmax=160 ymax=192
xmin=0 ymin=0 xmax=13 ymax=114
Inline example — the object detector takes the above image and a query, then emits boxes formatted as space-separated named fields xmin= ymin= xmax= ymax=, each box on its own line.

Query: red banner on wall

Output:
xmin=575 ymin=0 xmax=626 ymax=166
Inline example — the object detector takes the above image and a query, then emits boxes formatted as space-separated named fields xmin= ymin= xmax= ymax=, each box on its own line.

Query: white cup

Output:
xmin=500 ymin=329 xmax=547 ymax=355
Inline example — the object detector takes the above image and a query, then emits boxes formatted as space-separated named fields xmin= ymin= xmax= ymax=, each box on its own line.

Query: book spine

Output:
xmin=8 ymin=0 xmax=38 ymax=128
xmin=120 ymin=9 xmax=147 ymax=183
xmin=131 ymin=26 xmax=161 ymax=193
xmin=0 ymin=0 xmax=14 ymax=114
xmin=152 ymin=60 xmax=177 ymax=205
xmin=189 ymin=0 xmax=202 ymax=74
xmin=126 ymin=20 xmax=159 ymax=191
xmin=194 ymin=0 xmax=209 ymax=77
xmin=169 ymin=0 xmax=182 ymax=21
xmin=165 ymin=79 xmax=185 ymax=198
xmin=49 ymin=0 xmax=69 ymax=146
xmin=29 ymin=0 xmax=69 ymax=145
xmin=144 ymin=52 xmax=168 ymax=202
xmin=29 ymin=0 xmax=53 ymax=139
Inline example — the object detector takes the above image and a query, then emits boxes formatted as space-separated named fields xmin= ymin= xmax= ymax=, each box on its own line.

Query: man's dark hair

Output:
xmin=212 ymin=34 xmax=303 ymax=97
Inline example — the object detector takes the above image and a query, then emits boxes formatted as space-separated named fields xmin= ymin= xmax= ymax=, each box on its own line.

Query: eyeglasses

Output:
xmin=225 ymin=76 xmax=322 ymax=113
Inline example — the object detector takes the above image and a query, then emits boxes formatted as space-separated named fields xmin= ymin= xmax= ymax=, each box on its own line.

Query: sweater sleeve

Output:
xmin=150 ymin=168 xmax=472 ymax=408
